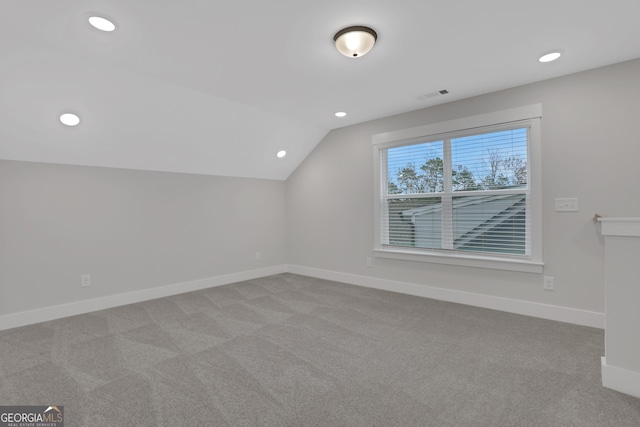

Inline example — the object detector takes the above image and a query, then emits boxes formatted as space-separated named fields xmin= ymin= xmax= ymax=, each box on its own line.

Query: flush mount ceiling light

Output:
xmin=334 ymin=26 xmax=377 ymax=58
xmin=88 ymin=15 xmax=116 ymax=32
xmin=539 ymin=50 xmax=562 ymax=63
xmin=276 ymin=150 xmax=287 ymax=158
xmin=60 ymin=113 xmax=80 ymax=126
xmin=335 ymin=111 xmax=347 ymax=117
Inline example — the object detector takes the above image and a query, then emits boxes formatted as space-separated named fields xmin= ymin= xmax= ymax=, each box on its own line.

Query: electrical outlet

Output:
xmin=255 ymin=252 xmax=261 ymax=260
xmin=81 ymin=274 xmax=91 ymax=287
xmin=543 ymin=276 xmax=554 ymax=291
xmin=366 ymin=257 xmax=373 ymax=267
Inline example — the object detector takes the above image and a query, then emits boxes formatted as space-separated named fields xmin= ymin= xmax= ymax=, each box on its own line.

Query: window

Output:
xmin=373 ymin=105 xmax=543 ymax=273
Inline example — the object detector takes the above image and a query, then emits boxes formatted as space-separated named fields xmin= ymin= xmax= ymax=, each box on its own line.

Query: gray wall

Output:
xmin=3 ymin=58 xmax=638 ymax=319
xmin=286 ymin=58 xmax=640 ymax=314
xmin=0 ymin=160 xmax=287 ymax=315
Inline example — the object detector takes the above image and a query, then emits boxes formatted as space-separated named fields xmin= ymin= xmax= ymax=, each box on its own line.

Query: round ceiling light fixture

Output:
xmin=539 ymin=50 xmax=562 ymax=63
xmin=60 ymin=113 xmax=80 ymax=126
xmin=335 ymin=111 xmax=347 ymax=117
xmin=88 ymin=15 xmax=117 ymax=32
xmin=276 ymin=150 xmax=287 ymax=158
xmin=334 ymin=26 xmax=377 ymax=58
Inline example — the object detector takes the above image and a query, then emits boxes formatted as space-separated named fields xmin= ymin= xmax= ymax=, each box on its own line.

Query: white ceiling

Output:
xmin=1 ymin=0 xmax=640 ymax=180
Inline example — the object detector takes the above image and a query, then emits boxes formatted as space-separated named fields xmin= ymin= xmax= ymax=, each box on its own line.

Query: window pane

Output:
xmin=452 ymin=194 xmax=526 ymax=255
xmin=387 ymin=141 xmax=444 ymax=194
xmin=386 ymin=197 xmax=442 ymax=249
xmin=451 ymin=128 xmax=527 ymax=191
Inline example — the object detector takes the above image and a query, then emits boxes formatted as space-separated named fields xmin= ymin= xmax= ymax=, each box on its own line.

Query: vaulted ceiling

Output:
xmin=2 ymin=0 xmax=640 ymax=180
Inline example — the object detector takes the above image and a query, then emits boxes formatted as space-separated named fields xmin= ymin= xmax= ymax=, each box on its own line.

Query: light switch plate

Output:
xmin=555 ymin=198 xmax=578 ymax=212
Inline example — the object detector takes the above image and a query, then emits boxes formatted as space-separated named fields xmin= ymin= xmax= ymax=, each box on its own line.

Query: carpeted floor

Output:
xmin=1 ymin=273 xmax=639 ymax=426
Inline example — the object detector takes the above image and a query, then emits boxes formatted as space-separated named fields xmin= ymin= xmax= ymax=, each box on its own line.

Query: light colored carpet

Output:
xmin=1 ymin=273 xmax=639 ymax=426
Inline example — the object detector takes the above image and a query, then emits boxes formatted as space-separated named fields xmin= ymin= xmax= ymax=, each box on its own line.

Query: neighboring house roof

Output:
xmin=401 ymin=192 xmax=526 ymax=252
xmin=402 ymin=192 xmax=523 ymax=220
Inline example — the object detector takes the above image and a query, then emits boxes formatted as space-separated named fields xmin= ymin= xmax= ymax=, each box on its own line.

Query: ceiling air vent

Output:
xmin=416 ymin=89 xmax=449 ymax=101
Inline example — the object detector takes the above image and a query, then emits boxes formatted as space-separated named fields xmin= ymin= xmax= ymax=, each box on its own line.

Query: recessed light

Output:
xmin=60 ymin=113 xmax=80 ymax=126
xmin=539 ymin=51 xmax=562 ymax=63
xmin=89 ymin=16 xmax=116 ymax=32
xmin=276 ymin=150 xmax=287 ymax=158
xmin=335 ymin=112 xmax=347 ymax=118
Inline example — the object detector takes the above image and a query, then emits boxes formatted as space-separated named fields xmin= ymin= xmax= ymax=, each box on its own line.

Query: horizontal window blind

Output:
xmin=451 ymin=128 xmax=527 ymax=191
xmin=452 ymin=194 xmax=526 ymax=255
xmin=384 ymin=197 xmax=442 ymax=249
xmin=387 ymin=141 xmax=444 ymax=194
xmin=381 ymin=126 xmax=529 ymax=257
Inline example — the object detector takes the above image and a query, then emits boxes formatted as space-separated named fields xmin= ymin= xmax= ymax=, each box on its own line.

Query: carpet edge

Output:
xmin=0 ymin=265 xmax=288 ymax=331
xmin=287 ymin=264 xmax=604 ymax=329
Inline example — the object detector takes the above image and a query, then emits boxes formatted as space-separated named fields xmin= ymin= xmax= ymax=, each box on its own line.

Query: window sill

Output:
xmin=373 ymin=247 xmax=544 ymax=274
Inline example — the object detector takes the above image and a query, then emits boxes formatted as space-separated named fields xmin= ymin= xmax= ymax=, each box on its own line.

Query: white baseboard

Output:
xmin=287 ymin=265 xmax=604 ymax=329
xmin=1 ymin=264 xmax=604 ymax=332
xmin=602 ymin=357 xmax=640 ymax=398
xmin=0 ymin=265 xmax=287 ymax=331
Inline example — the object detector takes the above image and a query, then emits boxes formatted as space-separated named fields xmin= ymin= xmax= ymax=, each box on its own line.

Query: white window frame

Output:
xmin=373 ymin=105 xmax=543 ymax=273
